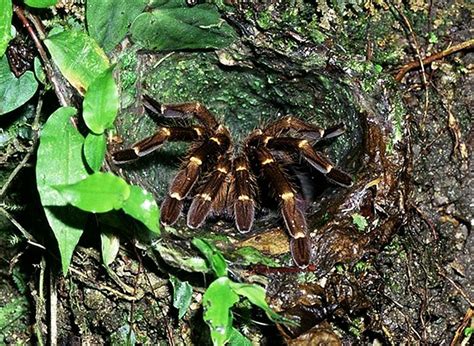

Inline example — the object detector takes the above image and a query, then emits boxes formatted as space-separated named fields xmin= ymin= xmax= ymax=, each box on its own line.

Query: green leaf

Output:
xmin=234 ymin=246 xmax=278 ymax=267
xmin=82 ymin=66 xmax=119 ymax=134
xmin=464 ymin=327 xmax=474 ymax=336
xmin=36 ymin=107 xmax=89 ymax=275
xmin=122 ymin=185 xmax=160 ymax=234
xmin=228 ymin=328 xmax=252 ymax=346
xmin=83 ymin=132 xmax=106 ymax=172
xmin=169 ymin=275 xmax=193 ymax=319
xmin=228 ymin=282 xmax=282 ymax=322
xmin=101 ymin=232 xmax=120 ymax=266
xmin=53 ymin=172 xmax=131 ymax=213
xmin=0 ymin=55 xmax=38 ymax=115
xmin=351 ymin=213 xmax=368 ymax=232
xmin=34 ymin=56 xmax=47 ymax=85
xmin=192 ymin=238 xmax=227 ymax=277
xmin=130 ymin=5 xmax=236 ymax=51
xmin=153 ymin=243 xmax=209 ymax=273
xmin=202 ymin=277 xmax=239 ymax=346
xmin=24 ymin=0 xmax=58 ymax=8
xmin=428 ymin=32 xmax=438 ymax=44
xmin=44 ymin=30 xmax=110 ymax=94
xmin=86 ymin=0 xmax=146 ymax=52
xmin=0 ymin=0 xmax=12 ymax=56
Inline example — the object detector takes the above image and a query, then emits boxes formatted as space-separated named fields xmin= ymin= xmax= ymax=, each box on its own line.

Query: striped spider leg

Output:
xmin=112 ymin=96 xmax=231 ymax=225
xmin=241 ymin=119 xmax=352 ymax=267
xmin=160 ymin=126 xmax=231 ymax=225
xmin=112 ymin=95 xmax=219 ymax=164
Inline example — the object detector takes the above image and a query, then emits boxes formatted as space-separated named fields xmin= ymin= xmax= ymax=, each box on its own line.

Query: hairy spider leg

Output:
xmin=232 ymin=156 xmax=256 ymax=233
xmin=142 ymin=95 xmax=219 ymax=130
xmin=187 ymin=157 xmax=232 ymax=228
xmin=263 ymin=116 xmax=348 ymax=142
xmin=112 ymin=126 xmax=205 ymax=163
xmin=161 ymin=130 xmax=231 ymax=225
xmin=265 ymin=137 xmax=353 ymax=187
xmin=263 ymin=116 xmax=325 ymax=139
xmin=253 ymin=146 xmax=311 ymax=268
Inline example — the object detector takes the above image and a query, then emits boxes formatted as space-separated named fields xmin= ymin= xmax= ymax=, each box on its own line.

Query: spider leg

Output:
xmin=253 ymin=146 xmax=311 ymax=267
xmin=142 ymin=94 xmax=219 ymax=130
xmin=187 ymin=157 xmax=231 ymax=228
xmin=266 ymin=137 xmax=353 ymax=187
xmin=263 ymin=116 xmax=346 ymax=141
xmin=232 ymin=156 xmax=256 ymax=233
xmin=112 ymin=126 xmax=205 ymax=163
xmin=161 ymin=130 xmax=231 ymax=225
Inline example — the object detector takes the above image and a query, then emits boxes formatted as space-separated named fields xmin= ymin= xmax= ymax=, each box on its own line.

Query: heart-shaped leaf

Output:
xmin=0 ymin=56 xmax=38 ymax=115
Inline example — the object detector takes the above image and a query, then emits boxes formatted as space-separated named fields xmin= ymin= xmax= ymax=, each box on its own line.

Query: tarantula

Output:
xmin=112 ymin=95 xmax=352 ymax=267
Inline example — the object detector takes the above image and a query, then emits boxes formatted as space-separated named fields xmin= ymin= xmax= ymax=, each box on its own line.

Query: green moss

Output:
xmin=145 ymin=52 xmax=278 ymax=137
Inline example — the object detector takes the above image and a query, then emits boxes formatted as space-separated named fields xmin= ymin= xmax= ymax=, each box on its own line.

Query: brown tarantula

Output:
xmin=112 ymin=95 xmax=352 ymax=267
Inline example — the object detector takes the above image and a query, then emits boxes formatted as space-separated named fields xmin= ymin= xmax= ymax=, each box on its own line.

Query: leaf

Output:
xmin=44 ymin=30 xmax=109 ymax=94
xmin=34 ymin=56 xmax=47 ymax=85
xmin=130 ymin=4 xmax=236 ymax=51
xmin=82 ymin=66 xmax=119 ymax=134
xmin=86 ymin=0 xmax=146 ymax=52
xmin=36 ymin=107 xmax=89 ymax=275
xmin=192 ymin=238 xmax=227 ymax=277
xmin=122 ymin=185 xmax=160 ymax=234
xmin=202 ymin=277 xmax=239 ymax=346
xmin=153 ymin=243 xmax=209 ymax=273
xmin=101 ymin=232 xmax=120 ymax=266
xmin=351 ymin=213 xmax=368 ymax=232
xmin=228 ymin=328 xmax=252 ymax=346
xmin=169 ymin=275 xmax=193 ymax=319
xmin=0 ymin=0 xmax=12 ymax=56
xmin=83 ymin=132 xmax=106 ymax=172
xmin=0 ymin=55 xmax=38 ymax=115
xmin=234 ymin=246 xmax=278 ymax=267
xmin=228 ymin=282 xmax=283 ymax=323
xmin=24 ymin=0 xmax=58 ymax=8
xmin=53 ymin=172 xmax=131 ymax=213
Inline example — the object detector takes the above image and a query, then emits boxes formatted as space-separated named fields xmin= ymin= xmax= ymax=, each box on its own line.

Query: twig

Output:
xmin=410 ymin=203 xmax=438 ymax=241
xmin=395 ymin=39 xmax=474 ymax=82
xmin=133 ymin=244 xmax=175 ymax=346
xmin=33 ymin=257 xmax=46 ymax=346
xmin=49 ymin=268 xmax=57 ymax=346
xmin=128 ymin=245 xmax=144 ymax=343
xmin=437 ymin=267 xmax=474 ymax=307
xmin=392 ymin=3 xmax=429 ymax=124
xmin=451 ymin=308 xmax=473 ymax=346
xmin=69 ymin=266 xmax=143 ymax=301
xmin=13 ymin=5 xmax=74 ymax=107
xmin=0 ymin=207 xmax=46 ymax=250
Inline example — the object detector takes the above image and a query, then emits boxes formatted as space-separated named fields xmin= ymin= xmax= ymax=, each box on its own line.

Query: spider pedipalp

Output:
xmin=112 ymin=95 xmax=353 ymax=267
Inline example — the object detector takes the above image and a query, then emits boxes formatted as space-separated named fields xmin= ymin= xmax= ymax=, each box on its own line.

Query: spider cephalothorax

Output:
xmin=112 ymin=95 xmax=352 ymax=267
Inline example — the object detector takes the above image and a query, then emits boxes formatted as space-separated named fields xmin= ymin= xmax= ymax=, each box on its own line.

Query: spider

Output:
xmin=112 ymin=95 xmax=352 ymax=267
